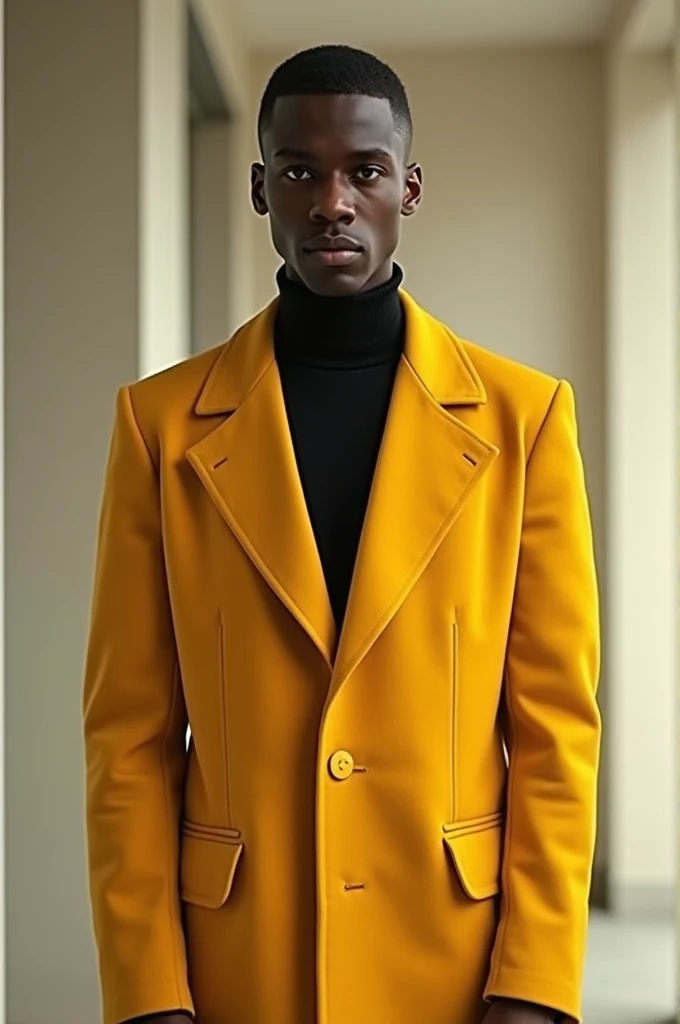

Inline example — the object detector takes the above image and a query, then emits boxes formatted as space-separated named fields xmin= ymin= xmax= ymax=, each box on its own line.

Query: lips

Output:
xmin=304 ymin=236 xmax=364 ymax=254
xmin=303 ymin=236 xmax=364 ymax=268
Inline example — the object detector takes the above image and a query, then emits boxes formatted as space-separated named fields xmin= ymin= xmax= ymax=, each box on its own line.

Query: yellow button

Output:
xmin=329 ymin=750 xmax=355 ymax=780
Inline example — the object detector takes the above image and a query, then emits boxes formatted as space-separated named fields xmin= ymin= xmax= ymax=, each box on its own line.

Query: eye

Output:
xmin=283 ymin=167 xmax=313 ymax=182
xmin=353 ymin=166 xmax=384 ymax=182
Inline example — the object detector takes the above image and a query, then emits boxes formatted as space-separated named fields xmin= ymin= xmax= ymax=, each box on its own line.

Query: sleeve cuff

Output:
xmin=122 ymin=1014 xmax=194 ymax=1023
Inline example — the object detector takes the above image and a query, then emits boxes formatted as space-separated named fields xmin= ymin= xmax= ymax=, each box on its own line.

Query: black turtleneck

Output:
xmin=274 ymin=263 xmax=405 ymax=636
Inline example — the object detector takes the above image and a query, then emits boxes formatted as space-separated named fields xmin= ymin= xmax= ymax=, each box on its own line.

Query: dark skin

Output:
xmin=141 ymin=94 xmax=558 ymax=1024
xmin=251 ymin=93 xmax=422 ymax=297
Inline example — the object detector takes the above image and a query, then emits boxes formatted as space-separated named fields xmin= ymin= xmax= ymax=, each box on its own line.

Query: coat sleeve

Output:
xmin=83 ymin=386 xmax=195 ymax=1024
xmin=484 ymin=379 xmax=602 ymax=1023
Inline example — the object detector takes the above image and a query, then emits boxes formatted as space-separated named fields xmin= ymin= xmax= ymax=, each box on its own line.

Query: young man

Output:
xmin=83 ymin=45 xmax=600 ymax=1024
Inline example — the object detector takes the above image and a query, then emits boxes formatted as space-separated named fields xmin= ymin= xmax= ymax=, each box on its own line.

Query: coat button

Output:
xmin=329 ymin=750 xmax=355 ymax=780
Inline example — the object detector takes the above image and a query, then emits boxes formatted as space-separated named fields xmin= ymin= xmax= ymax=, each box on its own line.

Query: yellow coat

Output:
xmin=83 ymin=289 xmax=601 ymax=1024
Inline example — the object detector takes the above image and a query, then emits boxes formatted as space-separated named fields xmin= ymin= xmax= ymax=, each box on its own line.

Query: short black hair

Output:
xmin=258 ymin=44 xmax=413 ymax=157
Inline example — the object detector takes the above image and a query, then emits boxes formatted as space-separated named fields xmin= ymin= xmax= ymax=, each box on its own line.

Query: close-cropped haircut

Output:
xmin=257 ymin=44 xmax=413 ymax=157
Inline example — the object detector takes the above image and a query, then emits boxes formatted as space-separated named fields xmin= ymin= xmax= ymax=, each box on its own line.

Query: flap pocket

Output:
xmin=180 ymin=831 xmax=244 ymax=909
xmin=442 ymin=814 xmax=503 ymax=900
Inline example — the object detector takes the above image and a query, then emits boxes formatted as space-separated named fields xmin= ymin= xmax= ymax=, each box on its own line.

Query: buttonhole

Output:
xmin=212 ymin=457 xmax=229 ymax=470
xmin=462 ymin=453 xmax=477 ymax=467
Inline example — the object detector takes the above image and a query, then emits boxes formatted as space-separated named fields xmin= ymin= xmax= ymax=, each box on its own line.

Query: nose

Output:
xmin=309 ymin=173 xmax=356 ymax=225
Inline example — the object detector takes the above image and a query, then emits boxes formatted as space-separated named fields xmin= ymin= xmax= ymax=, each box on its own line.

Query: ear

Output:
xmin=402 ymin=163 xmax=423 ymax=218
xmin=251 ymin=163 xmax=268 ymax=216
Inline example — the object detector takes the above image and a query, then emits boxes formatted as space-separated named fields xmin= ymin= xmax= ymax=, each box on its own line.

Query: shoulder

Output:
xmin=116 ymin=341 xmax=231 ymax=463
xmin=458 ymin=334 xmax=560 ymax=409
xmin=405 ymin=291 xmax=562 ymax=422
xmin=127 ymin=339 xmax=227 ymax=420
xmin=453 ymin=333 xmax=570 ymax=451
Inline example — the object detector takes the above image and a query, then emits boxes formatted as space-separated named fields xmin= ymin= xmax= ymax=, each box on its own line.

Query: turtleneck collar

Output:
xmin=273 ymin=262 xmax=405 ymax=369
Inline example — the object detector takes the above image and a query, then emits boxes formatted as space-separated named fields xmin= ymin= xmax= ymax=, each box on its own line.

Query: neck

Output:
xmin=273 ymin=262 xmax=405 ymax=369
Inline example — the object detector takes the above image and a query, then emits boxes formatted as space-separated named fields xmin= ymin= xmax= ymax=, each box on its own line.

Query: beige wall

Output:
xmin=5 ymin=2 xmax=140 ymax=1019
xmin=605 ymin=48 xmax=676 ymax=910
xmin=250 ymin=46 xmax=608 ymax=874
xmin=139 ymin=0 xmax=191 ymax=376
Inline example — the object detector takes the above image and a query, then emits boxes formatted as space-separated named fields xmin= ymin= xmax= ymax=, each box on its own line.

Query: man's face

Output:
xmin=251 ymin=93 xmax=423 ymax=297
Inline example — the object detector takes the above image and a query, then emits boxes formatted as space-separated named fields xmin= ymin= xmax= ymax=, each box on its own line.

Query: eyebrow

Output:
xmin=272 ymin=146 xmax=395 ymax=163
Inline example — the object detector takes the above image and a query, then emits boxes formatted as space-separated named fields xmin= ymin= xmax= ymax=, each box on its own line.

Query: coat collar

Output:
xmin=194 ymin=289 xmax=487 ymax=417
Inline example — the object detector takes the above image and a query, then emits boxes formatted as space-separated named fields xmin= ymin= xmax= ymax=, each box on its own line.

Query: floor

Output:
xmin=583 ymin=911 xmax=676 ymax=1023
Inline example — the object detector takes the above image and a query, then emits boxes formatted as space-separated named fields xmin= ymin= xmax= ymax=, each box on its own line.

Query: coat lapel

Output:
xmin=186 ymin=302 xmax=337 ymax=668
xmin=186 ymin=288 xmax=499 ymax=695
xmin=328 ymin=291 xmax=499 ymax=698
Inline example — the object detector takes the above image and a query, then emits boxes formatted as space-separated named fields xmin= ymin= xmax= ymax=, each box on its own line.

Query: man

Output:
xmin=83 ymin=44 xmax=600 ymax=1024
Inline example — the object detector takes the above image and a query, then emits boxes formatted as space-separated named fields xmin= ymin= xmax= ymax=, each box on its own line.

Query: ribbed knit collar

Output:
xmin=273 ymin=262 xmax=405 ymax=369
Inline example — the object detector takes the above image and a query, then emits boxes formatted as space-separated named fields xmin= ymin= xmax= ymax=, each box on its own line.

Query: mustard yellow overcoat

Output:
xmin=83 ymin=289 xmax=601 ymax=1024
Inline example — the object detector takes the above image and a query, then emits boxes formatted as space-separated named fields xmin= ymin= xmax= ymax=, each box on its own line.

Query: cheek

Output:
xmin=370 ymin=200 xmax=403 ymax=252
xmin=268 ymin=218 xmax=293 ymax=262
xmin=263 ymin=179 xmax=294 ymax=222
xmin=264 ymin=190 xmax=298 ymax=253
xmin=361 ymin=183 xmax=403 ymax=225
xmin=268 ymin=195 xmax=308 ymax=240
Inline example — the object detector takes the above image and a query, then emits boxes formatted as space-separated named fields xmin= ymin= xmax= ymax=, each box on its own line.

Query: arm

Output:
xmin=484 ymin=380 xmax=601 ymax=1023
xmin=83 ymin=386 xmax=194 ymax=1024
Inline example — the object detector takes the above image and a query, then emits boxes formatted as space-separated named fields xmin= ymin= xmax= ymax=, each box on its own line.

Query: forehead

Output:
xmin=264 ymin=93 xmax=403 ymax=159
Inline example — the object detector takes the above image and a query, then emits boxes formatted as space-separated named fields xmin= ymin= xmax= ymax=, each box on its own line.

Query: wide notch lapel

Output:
xmin=186 ymin=301 xmax=337 ymax=669
xmin=327 ymin=291 xmax=499 ymax=700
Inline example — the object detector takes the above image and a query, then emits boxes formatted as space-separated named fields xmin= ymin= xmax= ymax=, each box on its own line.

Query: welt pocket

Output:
xmin=180 ymin=823 xmax=244 ymax=909
xmin=182 ymin=818 xmax=242 ymax=842
xmin=442 ymin=811 xmax=504 ymax=900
